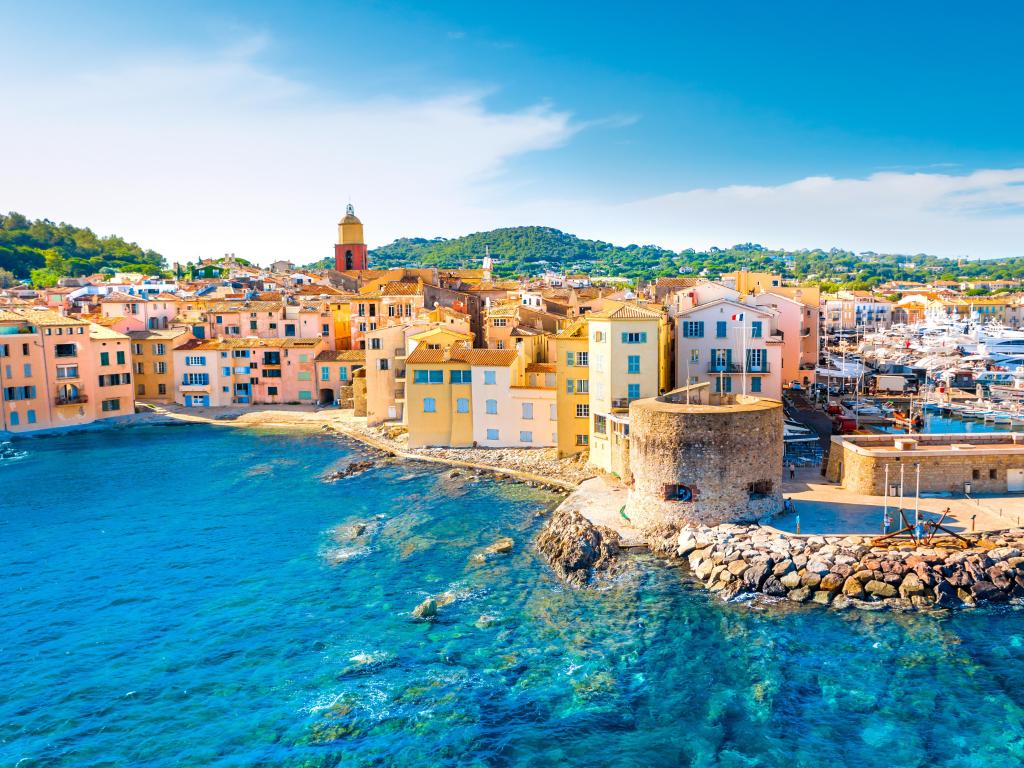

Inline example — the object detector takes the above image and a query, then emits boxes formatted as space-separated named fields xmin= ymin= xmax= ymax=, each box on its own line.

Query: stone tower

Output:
xmin=334 ymin=204 xmax=368 ymax=271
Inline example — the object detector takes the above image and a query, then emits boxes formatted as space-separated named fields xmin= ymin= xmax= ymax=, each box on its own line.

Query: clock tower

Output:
xmin=334 ymin=204 xmax=368 ymax=271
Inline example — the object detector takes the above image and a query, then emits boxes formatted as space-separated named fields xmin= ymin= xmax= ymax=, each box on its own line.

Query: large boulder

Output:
xmin=762 ymin=576 xmax=787 ymax=597
xmin=971 ymin=580 xmax=1009 ymax=603
xmin=743 ymin=559 xmax=775 ymax=591
xmin=899 ymin=573 xmax=925 ymax=598
xmin=842 ymin=577 xmax=866 ymax=599
xmin=536 ymin=507 xmax=621 ymax=588
xmin=865 ymin=580 xmax=897 ymax=599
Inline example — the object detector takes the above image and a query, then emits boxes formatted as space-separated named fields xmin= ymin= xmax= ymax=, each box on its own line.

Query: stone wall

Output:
xmin=353 ymin=378 xmax=367 ymax=417
xmin=828 ymin=433 xmax=1024 ymax=495
xmin=625 ymin=393 xmax=784 ymax=528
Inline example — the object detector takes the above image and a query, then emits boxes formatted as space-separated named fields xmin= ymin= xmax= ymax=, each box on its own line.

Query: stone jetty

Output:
xmin=678 ymin=524 xmax=1024 ymax=610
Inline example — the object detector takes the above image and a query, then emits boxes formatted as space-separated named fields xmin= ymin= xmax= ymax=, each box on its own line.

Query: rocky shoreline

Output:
xmin=676 ymin=524 xmax=1024 ymax=610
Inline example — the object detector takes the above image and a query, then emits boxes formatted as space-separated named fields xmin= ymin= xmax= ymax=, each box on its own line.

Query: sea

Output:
xmin=3 ymin=424 xmax=1024 ymax=767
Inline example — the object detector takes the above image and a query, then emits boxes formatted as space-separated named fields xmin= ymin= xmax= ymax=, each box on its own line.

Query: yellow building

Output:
xmin=405 ymin=346 xmax=474 ymax=448
xmin=554 ymin=319 xmax=590 ymax=457
xmin=586 ymin=302 xmax=665 ymax=476
xmin=128 ymin=328 xmax=193 ymax=402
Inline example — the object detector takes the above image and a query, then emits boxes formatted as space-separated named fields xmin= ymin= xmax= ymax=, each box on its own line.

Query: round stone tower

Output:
xmin=625 ymin=389 xmax=784 ymax=529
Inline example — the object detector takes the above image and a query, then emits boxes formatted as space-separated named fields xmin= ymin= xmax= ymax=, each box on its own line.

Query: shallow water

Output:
xmin=3 ymin=425 xmax=1024 ymax=767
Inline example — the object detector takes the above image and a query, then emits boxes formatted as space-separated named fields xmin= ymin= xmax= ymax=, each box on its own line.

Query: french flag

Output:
xmin=731 ymin=312 xmax=745 ymax=321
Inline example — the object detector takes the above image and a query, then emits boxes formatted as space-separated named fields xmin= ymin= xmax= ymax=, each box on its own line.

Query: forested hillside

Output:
xmin=0 ymin=211 xmax=168 ymax=288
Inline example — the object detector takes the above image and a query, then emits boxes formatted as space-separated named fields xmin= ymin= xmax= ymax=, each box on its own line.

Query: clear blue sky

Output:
xmin=3 ymin=1 xmax=1023 ymax=261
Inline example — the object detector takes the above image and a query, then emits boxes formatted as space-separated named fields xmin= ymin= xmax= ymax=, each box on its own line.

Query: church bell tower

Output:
xmin=334 ymin=204 xmax=368 ymax=271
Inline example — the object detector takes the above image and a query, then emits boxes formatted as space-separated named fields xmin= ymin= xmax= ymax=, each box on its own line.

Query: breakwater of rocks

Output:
xmin=677 ymin=524 xmax=1024 ymax=610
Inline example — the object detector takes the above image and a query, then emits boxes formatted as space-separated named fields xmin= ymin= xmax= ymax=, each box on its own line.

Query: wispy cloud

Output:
xmin=0 ymin=36 xmax=576 ymax=262
xmin=513 ymin=168 xmax=1024 ymax=259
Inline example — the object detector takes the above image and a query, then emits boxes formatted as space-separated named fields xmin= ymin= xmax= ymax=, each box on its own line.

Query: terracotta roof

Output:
xmin=178 ymin=337 xmax=322 ymax=350
xmin=381 ymin=281 xmax=423 ymax=297
xmin=510 ymin=326 xmax=547 ymax=336
xmin=203 ymin=301 xmax=283 ymax=313
xmin=406 ymin=342 xmax=519 ymax=367
xmin=6 ymin=308 xmax=87 ymax=326
xmin=101 ymin=291 xmax=147 ymax=303
xmin=525 ymin=362 xmax=556 ymax=373
xmin=127 ymin=328 xmax=192 ymax=340
xmin=315 ymin=349 xmax=366 ymax=362
xmin=555 ymin=318 xmax=588 ymax=339
xmin=586 ymin=301 xmax=663 ymax=320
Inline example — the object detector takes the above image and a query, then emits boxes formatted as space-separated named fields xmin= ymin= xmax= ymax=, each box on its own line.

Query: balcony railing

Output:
xmin=708 ymin=363 xmax=770 ymax=374
xmin=611 ymin=398 xmax=630 ymax=411
xmin=55 ymin=394 xmax=88 ymax=405
xmin=394 ymin=347 xmax=407 ymax=358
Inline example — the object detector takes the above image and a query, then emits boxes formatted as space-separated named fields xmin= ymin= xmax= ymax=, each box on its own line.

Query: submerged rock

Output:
xmin=470 ymin=536 xmax=515 ymax=563
xmin=412 ymin=598 xmax=438 ymax=620
xmin=536 ymin=506 xmax=621 ymax=588
xmin=322 ymin=460 xmax=375 ymax=482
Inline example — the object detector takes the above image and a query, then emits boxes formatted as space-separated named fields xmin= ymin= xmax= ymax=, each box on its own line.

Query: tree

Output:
xmin=30 ymin=267 xmax=61 ymax=288
xmin=0 ymin=267 xmax=17 ymax=287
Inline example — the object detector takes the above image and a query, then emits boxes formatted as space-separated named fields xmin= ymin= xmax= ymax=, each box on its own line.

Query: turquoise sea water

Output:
xmin=4 ymin=425 xmax=1024 ymax=767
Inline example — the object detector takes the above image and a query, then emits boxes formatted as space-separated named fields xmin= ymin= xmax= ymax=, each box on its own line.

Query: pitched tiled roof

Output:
xmin=555 ymin=318 xmax=588 ymax=339
xmin=178 ymin=337 xmax=322 ymax=350
xmin=203 ymin=301 xmax=283 ymax=313
xmin=381 ymin=281 xmax=423 ymax=297
xmin=406 ymin=342 xmax=519 ymax=367
xmin=586 ymin=301 xmax=662 ymax=320
xmin=315 ymin=349 xmax=367 ymax=362
xmin=101 ymin=291 xmax=147 ymax=303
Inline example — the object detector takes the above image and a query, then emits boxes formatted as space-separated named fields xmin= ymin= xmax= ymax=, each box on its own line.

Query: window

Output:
xmin=566 ymin=379 xmax=574 ymax=394
xmin=414 ymin=370 xmax=428 ymax=384
xmin=576 ymin=403 xmax=589 ymax=418
xmin=182 ymin=373 xmax=209 ymax=385
xmin=285 ymin=324 xmax=296 ymax=337
xmin=378 ymin=359 xmax=389 ymax=371
xmin=575 ymin=434 xmax=589 ymax=446
xmin=751 ymin=376 xmax=762 ymax=393
xmin=496 ymin=341 xmax=504 ymax=350
xmin=716 ymin=320 xmax=727 ymax=338
xmin=990 ymin=469 xmax=997 ymax=480
xmin=627 ymin=355 xmax=640 ymax=374
xmin=576 ymin=352 xmax=588 ymax=366
xmin=751 ymin=321 xmax=763 ymax=338
xmin=715 ymin=376 xmax=733 ymax=393
xmin=627 ymin=383 xmax=640 ymax=400
xmin=577 ymin=379 xmax=589 ymax=394
xmin=339 ymin=367 xmax=348 ymax=382
xmin=158 ymin=384 xmax=166 ymax=395
xmin=370 ymin=338 xmax=382 ymax=350
xmin=594 ymin=414 xmax=607 ymax=435
xmin=299 ymin=390 xmax=312 ymax=401
xmin=664 ymin=484 xmax=693 ymax=501
xmin=451 ymin=370 xmax=472 ymax=384
xmin=593 ymin=331 xmax=604 ymax=342
xmin=428 ymin=370 xmax=443 ymax=384
xmin=748 ymin=349 xmax=766 ymax=372
xmin=132 ymin=343 xmax=143 ymax=355
xmin=748 ymin=480 xmax=773 ymax=499
xmin=484 ymin=370 xmax=496 ymax=385
xmin=486 ymin=428 xmax=500 ymax=440
xmin=322 ymin=324 xmax=330 ymax=336
xmin=56 ymin=365 xmax=78 ymax=380
xmin=185 ymin=356 xmax=206 ymax=366
xmin=137 ymin=384 xmax=146 ymax=395
xmin=492 ymin=318 xmax=508 ymax=327
xmin=520 ymin=431 xmax=533 ymax=443
xmin=322 ymin=366 xmax=331 ymax=381
xmin=134 ymin=362 xmax=144 ymax=374
xmin=566 ymin=351 xmax=574 ymax=367
xmin=621 ymin=332 xmax=648 ymax=344
xmin=550 ymin=403 xmax=557 ymax=420
xmin=9 ymin=411 xmax=17 ymax=426
xmin=423 ymin=397 xmax=436 ymax=413
xmin=522 ymin=402 xmax=533 ymax=420
xmin=456 ymin=397 xmax=469 ymax=413
xmin=689 ymin=350 xmax=699 ymax=363
xmin=101 ymin=398 xmax=121 ymax=412
xmin=26 ymin=409 xmax=36 ymax=424
xmin=298 ymin=371 xmax=312 ymax=381
xmin=100 ymin=352 xmax=110 ymax=366
xmin=267 ymin=386 xmax=278 ymax=396
xmin=681 ymin=322 xmax=704 ymax=338
xmin=250 ymin=320 xmax=258 ymax=330
xmin=486 ymin=399 xmax=498 ymax=415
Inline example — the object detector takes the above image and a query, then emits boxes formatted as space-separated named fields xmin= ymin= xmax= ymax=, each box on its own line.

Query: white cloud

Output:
xmin=0 ymin=37 xmax=576 ymax=264
xmin=3 ymin=36 xmax=1023 ymax=264
xmin=527 ymin=168 xmax=1024 ymax=259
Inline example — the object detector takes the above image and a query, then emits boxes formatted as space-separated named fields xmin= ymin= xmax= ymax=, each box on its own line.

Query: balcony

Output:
xmin=394 ymin=347 xmax=407 ymax=359
xmin=611 ymin=398 xmax=631 ymax=411
xmin=708 ymin=363 xmax=770 ymax=374
xmin=394 ymin=388 xmax=406 ymax=402
xmin=180 ymin=382 xmax=210 ymax=392
xmin=55 ymin=394 xmax=88 ymax=406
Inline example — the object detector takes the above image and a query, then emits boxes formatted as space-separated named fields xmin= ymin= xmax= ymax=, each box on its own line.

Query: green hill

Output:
xmin=308 ymin=225 xmax=1024 ymax=288
xmin=0 ymin=211 xmax=168 ymax=288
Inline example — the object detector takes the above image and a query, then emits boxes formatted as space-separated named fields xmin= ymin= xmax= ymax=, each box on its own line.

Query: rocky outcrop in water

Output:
xmin=678 ymin=524 xmax=1024 ymax=610
xmin=322 ymin=460 xmax=375 ymax=482
xmin=536 ymin=507 xmax=622 ymax=588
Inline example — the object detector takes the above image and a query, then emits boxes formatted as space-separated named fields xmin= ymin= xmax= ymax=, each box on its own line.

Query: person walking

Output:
xmin=788 ymin=462 xmax=796 ymax=480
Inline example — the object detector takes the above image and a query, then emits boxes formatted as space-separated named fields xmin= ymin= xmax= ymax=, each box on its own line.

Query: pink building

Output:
xmin=1 ymin=308 xmax=134 ymax=433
